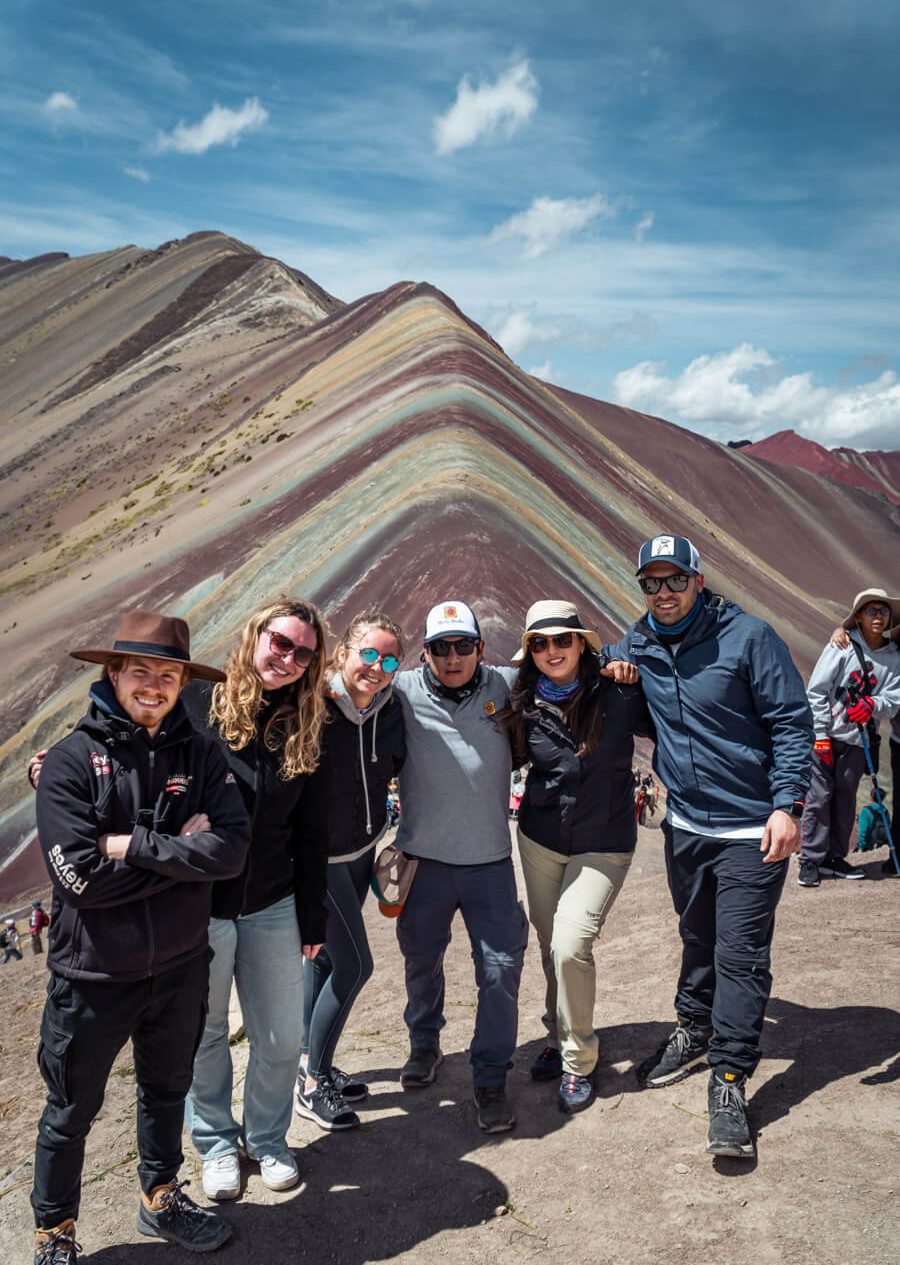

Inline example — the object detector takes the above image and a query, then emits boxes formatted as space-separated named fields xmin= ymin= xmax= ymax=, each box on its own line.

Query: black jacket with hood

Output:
xmin=35 ymin=678 xmax=251 ymax=983
xmin=518 ymin=678 xmax=653 ymax=856
xmin=295 ymin=673 xmax=406 ymax=864
xmin=181 ymin=680 xmax=329 ymax=944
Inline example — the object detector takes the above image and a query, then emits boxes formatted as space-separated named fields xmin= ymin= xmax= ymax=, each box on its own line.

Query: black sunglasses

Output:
xmin=427 ymin=637 xmax=479 ymax=658
xmin=265 ymin=628 xmax=317 ymax=667
xmin=529 ymin=632 xmax=575 ymax=653
xmin=638 ymin=573 xmax=692 ymax=595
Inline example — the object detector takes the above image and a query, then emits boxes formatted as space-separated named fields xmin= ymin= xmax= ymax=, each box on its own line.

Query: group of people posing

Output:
xmin=26 ymin=533 xmax=899 ymax=1264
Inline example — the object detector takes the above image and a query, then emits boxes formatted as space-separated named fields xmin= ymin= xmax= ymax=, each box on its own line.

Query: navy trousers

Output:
xmin=32 ymin=953 xmax=208 ymax=1228
xmin=397 ymin=857 xmax=528 ymax=1088
xmin=664 ymin=825 xmax=787 ymax=1077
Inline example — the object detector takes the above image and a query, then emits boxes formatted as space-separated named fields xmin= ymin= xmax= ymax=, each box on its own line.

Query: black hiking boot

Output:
xmin=34 ymin=1220 xmax=81 ymax=1265
xmin=136 ymin=1179 xmax=231 ymax=1252
xmin=706 ymin=1069 xmax=755 ymax=1159
xmin=636 ymin=1019 xmax=713 ymax=1087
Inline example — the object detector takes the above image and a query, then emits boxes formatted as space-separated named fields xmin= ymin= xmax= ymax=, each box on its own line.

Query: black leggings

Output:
xmin=301 ymin=851 xmax=374 ymax=1078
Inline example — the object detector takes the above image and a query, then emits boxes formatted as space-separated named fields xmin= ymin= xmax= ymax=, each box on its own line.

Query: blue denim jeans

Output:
xmin=397 ymin=857 xmax=528 ymax=1089
xmin=185 ymin=896 xmax=303 ymax=1159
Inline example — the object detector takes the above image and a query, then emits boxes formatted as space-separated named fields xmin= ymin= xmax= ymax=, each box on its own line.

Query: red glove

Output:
xmin=813 ymin=738 xmax=833 ymax=766
xmin=848 ymin=668 xmax=877 ymax=693
xmin=845 ymin=695 xmax=874 ymax=725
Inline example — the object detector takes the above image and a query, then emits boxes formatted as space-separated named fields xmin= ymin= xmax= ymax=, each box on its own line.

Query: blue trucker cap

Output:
xmin=636 ymin=534 xmax=702 ymax=576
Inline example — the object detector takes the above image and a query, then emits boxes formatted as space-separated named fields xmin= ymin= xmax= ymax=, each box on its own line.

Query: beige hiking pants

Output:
xmin=518 ymin=829 xmax=632 ymax=1076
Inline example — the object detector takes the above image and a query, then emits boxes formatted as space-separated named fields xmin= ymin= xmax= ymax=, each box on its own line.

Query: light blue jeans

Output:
xmin=186 ymin=896 xmax=304 ymax=1160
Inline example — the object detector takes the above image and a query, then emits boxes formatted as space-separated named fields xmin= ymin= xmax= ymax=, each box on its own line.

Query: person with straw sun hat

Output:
xmin=499 ymin=600 xmax=651 ymax=1115
xmin=798 ymin=588 xmax=900 ymax=888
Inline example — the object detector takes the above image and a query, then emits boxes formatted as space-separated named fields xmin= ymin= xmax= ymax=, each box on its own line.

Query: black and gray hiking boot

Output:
xmin=34 ymin=1220 xmax=81 ymax=1265
xmin=636 ymin=1020 xmax=713 ymax=1087
xmin=136 ymin=1179 xmax=231 ymax=1252
xmin=706 ymin=1069 xmax=755 ymax=1158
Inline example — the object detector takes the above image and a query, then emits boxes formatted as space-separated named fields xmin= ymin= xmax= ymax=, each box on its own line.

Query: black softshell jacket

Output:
xmin=35 ymin=681 xmax=251 ymax=982
xmin=182 ymin=681 xmax=329 ymax=945
xmin=518 ymin=679 xmax=653 ymax=855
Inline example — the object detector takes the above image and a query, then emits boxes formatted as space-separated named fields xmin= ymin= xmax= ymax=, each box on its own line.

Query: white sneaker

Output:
xmin=259 ymin=1151 xmax=299 ymax=1191
xmin=201 ymin=1152 xmax=241 ymax=1201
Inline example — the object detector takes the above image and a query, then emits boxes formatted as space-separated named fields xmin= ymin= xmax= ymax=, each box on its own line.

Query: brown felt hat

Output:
xmin=70 ymin=610 xmax=225 ymax=682
xmin=841 ymin=588 xmax=900 ymax=638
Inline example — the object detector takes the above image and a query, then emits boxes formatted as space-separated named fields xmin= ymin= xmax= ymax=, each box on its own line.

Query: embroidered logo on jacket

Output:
xmin=89 ymin=751 xmax=111 ymax=778
xmin=165 ymin=775 xmax=191 ymax=795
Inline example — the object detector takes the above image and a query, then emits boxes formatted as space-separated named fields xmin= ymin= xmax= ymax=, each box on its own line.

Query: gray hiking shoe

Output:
xmin=706 ymin=1069 xmax=755 ymax=1158
xmin=637 ymin=1020 xmax=713 ymax=1087
xmin=136 ymin=1180 xmax=231 ymax=1252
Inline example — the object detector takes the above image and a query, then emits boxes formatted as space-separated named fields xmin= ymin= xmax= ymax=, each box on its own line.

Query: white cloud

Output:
xmin=154 ymin=98 xmax=268 ymax=155
xmin=494 ymin=309 xmax=560 ymax=357
xmin=124 ymin=165 xmax=151 ymax=182
xmin=43 ymin=91 xmax=78 ymax=114
xmin=433 ymin=59 xmax=538 ymax=155
xmin=491 ymin=194 xmax=614 ymax=259
xmin=527 ymin=360 xmax=554 ymax=380
xmin=612 ymin=344 xmax=900 ymax=449
xmin=634 ymin=211 xmax=654 ymax=243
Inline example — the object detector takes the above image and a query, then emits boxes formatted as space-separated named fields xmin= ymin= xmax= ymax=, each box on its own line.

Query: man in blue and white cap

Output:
xmin=605 ymin=535 xmax=813 ymax=1160
xmin=392 ymin=600 xmax=527 ymax=1134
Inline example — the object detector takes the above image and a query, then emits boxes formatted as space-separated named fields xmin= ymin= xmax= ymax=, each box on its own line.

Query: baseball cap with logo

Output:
xmin=423 ymin=601 xmax=481 ymax=644
xmin=636 ymin=534 xmax=702 ymax=576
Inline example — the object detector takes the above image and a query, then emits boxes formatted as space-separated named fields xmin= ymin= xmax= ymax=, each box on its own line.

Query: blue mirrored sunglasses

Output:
xmin=358 ymin=646 xmax=400 ymax=674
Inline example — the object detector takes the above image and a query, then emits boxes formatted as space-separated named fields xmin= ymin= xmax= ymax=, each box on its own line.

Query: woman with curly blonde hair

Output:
xmin=183 ymin=596 xmax=330 ymax=1201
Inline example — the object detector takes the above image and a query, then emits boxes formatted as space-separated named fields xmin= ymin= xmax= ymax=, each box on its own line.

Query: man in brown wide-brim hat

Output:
xmin=31 ymin=610 xmax=251 ymax=1263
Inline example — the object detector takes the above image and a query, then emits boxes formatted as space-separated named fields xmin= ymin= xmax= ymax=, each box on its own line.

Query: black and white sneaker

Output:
xmin=819 ymin=856 xmax=865 ymax=880
xmin=636 ymin=1020 xmax=712 ymax=1087
xmin=294 ymin=1078 xmax=360 ymax=1130
xmin=706 ymin=1069 xmax=755 ymax=1158
xmin=136 ymin=1180 xmax=231 ymax=1252
xmin=797 ymin=859 xmax=820 ymax=887
xmin=298 ymin=1060 xmax=368 ymax=1103
xmin=328 ymin=1065 xmax=369 ymax=1103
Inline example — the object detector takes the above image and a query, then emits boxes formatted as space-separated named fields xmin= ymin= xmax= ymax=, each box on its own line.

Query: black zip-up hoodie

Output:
xmin=35 ymin=678 xmax=251 ymax=982
xmin=519 ymin=678 xmax=653 ymax=856
xmin=296 ymin=673 xmax=406 ymax=863
xmin=181 ymin=681 xmax=329 ymax=944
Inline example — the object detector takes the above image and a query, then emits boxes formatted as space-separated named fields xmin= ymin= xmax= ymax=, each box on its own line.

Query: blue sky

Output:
xmin=3 ymin=0 xmax=898 ymax=449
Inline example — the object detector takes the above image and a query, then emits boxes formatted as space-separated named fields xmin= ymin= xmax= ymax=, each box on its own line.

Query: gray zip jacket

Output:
xmin=394 ymin=665 xmax=516 ymax=865
xmin=806 ymin=630 xmax=900 ymax=744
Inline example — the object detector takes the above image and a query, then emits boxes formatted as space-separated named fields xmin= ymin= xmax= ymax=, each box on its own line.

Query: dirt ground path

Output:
xmin=1 ymin=824 xmax=898 ymax=1265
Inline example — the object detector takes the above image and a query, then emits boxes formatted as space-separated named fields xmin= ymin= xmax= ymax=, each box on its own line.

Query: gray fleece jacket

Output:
xmin=806 ymin=630 xmax=900 ymax=744
xmin=394 ymin=665 xmax=516 ymax=865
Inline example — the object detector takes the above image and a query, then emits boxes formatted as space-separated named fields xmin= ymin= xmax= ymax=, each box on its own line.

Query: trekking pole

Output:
xmin=847 ymin=682 xmax=899 ymax=876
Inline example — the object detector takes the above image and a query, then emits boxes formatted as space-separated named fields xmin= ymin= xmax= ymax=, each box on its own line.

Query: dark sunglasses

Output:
xmin=860 ymin=603 xmax=891 ymax=618
xmin=427 ymin=637 xmax=479 ymax=658
xmin=638 ymin=573 xmax=692 ymax=595
xmin=265 ymin=628 xmax=317 ymax=667
xmin=529 ymin=632 xmax=575 ymax=653
xmin=357 ymin=646 xmax=400 ymax=674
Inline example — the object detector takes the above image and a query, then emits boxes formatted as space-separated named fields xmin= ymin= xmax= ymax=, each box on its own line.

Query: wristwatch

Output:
xmin=779 ymin=801 xmax=805 ymax=819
